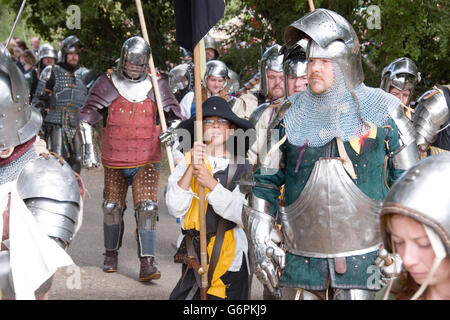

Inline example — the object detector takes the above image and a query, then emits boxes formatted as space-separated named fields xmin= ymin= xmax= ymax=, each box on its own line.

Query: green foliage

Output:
xmin=217 ymin=0 xmax=448 ymax=98
xmin=4 ymin=0 xmax=179 ymax=74
xmin=360 ymin=0 xmax=449 ymax=95
xmin=0 ymin=2 xmax=39 ymax=46
xmin=3 ymin=0 xmax=448 ymax=99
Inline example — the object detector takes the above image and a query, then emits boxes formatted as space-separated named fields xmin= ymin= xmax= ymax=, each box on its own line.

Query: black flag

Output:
xmin=173 ymin=0 xmax=225 ymax=53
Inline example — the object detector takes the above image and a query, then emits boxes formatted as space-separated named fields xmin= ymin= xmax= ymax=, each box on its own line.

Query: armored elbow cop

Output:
xmin=413 ymin=87 xmax=450 ymax=150
xmin=388 ymin=104 xmax=420 ymax=170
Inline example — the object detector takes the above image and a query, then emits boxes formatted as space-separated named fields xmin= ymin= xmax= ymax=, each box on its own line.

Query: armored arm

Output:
xmin=16 ymin=155 xmax=82 ymax=249
xmin=153 ymin=77 xmax=185 ymax=147
xmin=413 ymin=87 xmax=450 ymax=152
xmin=31 ymin=65 xmax=54 ymax=115
xmin=241 ymin=127 xmax=286 ymax=297
xmin=242 ymin=195 xmax=285 ymax=298
xmin=77 ymin=74 xmax=120 ymax=168
xmin=388 ymin=103 xmax=420 ymax=170
xmin=80 ymin=68 xmax=97 ymax=90
xmin=77 ymin=121 xmax=99 ymax=169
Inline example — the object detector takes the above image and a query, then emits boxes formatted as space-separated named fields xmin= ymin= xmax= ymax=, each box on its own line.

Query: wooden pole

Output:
xmin=135 ymin=0 xmax=175 ymax=173
xmin=193 ymin=42 xmax=208 ymax=300
xmin=308 ymin=0 xmax=315 ymax=11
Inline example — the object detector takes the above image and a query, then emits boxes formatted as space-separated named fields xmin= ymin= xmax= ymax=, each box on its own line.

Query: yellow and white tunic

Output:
xmin=165 ymin=154 xmax=249 ymax=299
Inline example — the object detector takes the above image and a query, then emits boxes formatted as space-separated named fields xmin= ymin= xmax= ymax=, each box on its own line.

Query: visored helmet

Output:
xmin=284 ymin=8 xmax=364 ymax=90
xmin=381 ymin=57 xmax=421 ymax=105
xmin=260 ymin=44 xmax=284 ymax=96
xmin=0 ymin=44 xmax=42 ymax=150
xmin=118 ymin=36 xmax=151 ymax=82
xmin=60 ymin=35 xmax=83 ymax=63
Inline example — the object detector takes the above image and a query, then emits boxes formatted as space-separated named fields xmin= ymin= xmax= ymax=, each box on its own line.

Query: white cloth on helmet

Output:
xmin=0 ymin=180 xmax=74 ymax=300
xmin=284 ymin=62 xmax=400 ymax=147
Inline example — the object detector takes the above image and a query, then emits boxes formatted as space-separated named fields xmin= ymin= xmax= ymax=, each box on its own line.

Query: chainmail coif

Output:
xmin=0 ymin=145 xmax=37 ymax=185
xmin=284 ymin=61 xmax=401 ymax=147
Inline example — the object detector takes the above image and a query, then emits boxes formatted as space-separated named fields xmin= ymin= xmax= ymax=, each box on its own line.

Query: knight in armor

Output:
xmin=245 ymin=44 xmax=286 ymax=165
xmin=232 ymin=45 xmax=285 ymax=125
xmin=31 ymin=35 xmax=96 ymax=174
xmin=379 ymin=153 xmax=450 ymax=300
xmin=282 ymin=40 xmax=308 ymax=97
xmin=380 ymin=57 xmax=421 ymax=119
xmin=0 ymin=43 xmax=82 ymax=299
xmin=77 ymin=36 xmax=183 ymax=282
xmin=204 ymin=34 xmax=240 ymax=94
xmin=169 ymin=62 xmax=195 ymax=103
xmin=242 ymin=9 xmax=420 ymax=300
xmin=179 ymin=59 xmax=231 ymax=120
xmin=245 ymin=42 xmax=308 ymax=300
xmin=413 ymin=84 xmax=450 ymax=155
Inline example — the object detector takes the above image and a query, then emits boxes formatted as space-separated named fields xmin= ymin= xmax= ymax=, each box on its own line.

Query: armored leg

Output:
xmin=102 ymin=201 xmax=125 ymax=273
xmin=68 ymin=132 xmax=82 ymax=174
xmin=47 ymin=125 xmax=63 ymax=156
xmin=131 ymin=163 xmax=161 ymax=281
xmin=131 ymin=163 xmax=159 ymax=257
xmin=102 ymin=168 xmax=128 ymax=272
xmin=103 ymin=201 xmax=126 ymax=251
xmin=134 ymin=200 xmax=160 ymax=281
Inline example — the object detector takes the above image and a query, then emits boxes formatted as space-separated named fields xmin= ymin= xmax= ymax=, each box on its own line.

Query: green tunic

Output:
xmin=253 ymin=119 xmax=405 ymax=290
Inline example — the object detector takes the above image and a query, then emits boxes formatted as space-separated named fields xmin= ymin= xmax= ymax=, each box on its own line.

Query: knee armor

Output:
xmin=135 ymin=201 xmax=158 ymax=231
xmin=102 ymin=201 xmax=124 ymax=226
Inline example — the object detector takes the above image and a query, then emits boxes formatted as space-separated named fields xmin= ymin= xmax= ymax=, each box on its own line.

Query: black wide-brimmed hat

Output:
xmin=176 ymin=96 xmax=255 ymax=155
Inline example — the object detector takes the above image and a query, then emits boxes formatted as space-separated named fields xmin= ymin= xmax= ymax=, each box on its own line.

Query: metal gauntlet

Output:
xmin=374 ymin=248 xmax=403 ymax=287
xmin=413 ymin=87 xmax=449 ymax=152
xmin=158 ymin=119 xmax=181 ymax=147
xmin=242 ymin=195 xmax=285 ymax=298
xmin=78 ymin=121 xmax=99 ymax=169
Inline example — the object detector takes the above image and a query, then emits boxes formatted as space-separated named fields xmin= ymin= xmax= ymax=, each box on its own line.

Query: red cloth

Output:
xmin=101 ymin=96 xmax=161 ymax=168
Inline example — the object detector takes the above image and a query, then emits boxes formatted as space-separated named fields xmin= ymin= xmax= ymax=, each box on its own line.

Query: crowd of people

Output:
xmin=1 ymin=8 xmax=449 ymax=301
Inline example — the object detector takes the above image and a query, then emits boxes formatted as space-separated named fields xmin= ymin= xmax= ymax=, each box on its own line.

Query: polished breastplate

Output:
xmin=279 ymin=158 xmax=382 ymax=258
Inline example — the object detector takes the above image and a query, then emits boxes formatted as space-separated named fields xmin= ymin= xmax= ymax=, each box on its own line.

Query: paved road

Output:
xmin=48 ymin=162 xmax=263 ymax=300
